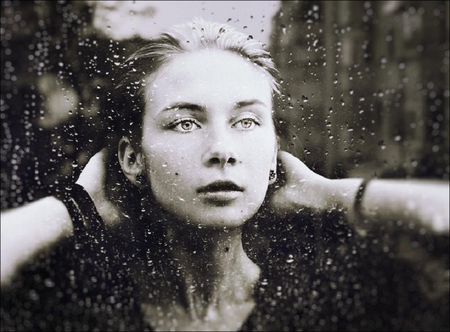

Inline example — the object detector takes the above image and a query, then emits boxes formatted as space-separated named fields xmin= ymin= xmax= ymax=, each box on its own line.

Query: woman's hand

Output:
xmin=268 ymin=151 xmax=449 ymax=236
xmin=267 ymin=151 xmax=333 ymax=217
xmin=76 ymin=149 xmax=121 ymax=227
xmin=1 ymin=149 xmax=123 ymax=286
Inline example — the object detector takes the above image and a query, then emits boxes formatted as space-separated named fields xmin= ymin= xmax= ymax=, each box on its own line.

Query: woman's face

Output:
xmin=140 ymin=49 xmax=277 ymax=228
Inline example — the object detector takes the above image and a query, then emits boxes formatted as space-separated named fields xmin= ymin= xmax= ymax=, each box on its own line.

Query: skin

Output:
xmin=127 ymin=49 xmax=278 ymax=229
xmin=117 ymin=49 xmax=278 ymax=330
xmin=2 ymin=39 xmax=447 ymax=332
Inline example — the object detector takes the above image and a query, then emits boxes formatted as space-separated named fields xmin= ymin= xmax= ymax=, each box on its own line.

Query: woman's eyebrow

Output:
xmin=160 ymin=100 xmax=266 ymax=114
xmin=234 ymin=99 xmax=267 ymax=109
xmin=162 ymin=102 xmax=206 ymax=113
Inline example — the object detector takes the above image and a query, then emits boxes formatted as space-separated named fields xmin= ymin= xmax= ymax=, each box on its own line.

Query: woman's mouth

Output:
xmin=197 ymin=181 xmax=244 ymax=204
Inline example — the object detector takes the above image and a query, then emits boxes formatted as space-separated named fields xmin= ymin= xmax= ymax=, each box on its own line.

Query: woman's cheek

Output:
xmin=145 ymin=147 xmax=192 ymax=188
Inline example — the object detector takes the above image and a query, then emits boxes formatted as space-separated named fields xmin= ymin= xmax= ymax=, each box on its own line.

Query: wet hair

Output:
xmin=107 ymin=17 xmax=281 ymax=148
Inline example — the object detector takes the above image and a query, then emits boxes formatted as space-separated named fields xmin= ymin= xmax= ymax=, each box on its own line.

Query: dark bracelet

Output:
xmin=354 ymin=179 xmax=370 ymax=222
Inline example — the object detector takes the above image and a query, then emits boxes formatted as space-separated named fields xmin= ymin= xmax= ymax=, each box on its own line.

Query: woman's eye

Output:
xmin=234 ymin=118 xmax=258 ymax=130
xmin=172 ymin=119 xmax=200 ymax=133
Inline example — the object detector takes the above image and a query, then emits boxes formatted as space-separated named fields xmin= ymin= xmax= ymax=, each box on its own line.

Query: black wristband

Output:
xmin=354 ymin=179 xmax=370 ymax=221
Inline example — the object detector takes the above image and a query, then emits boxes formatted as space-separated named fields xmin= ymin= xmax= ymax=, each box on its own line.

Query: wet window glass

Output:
xmin=1 ymin=1 xmax=448 ymax=331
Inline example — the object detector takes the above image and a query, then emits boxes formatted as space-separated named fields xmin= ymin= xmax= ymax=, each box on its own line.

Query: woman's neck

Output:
xmin=162 ymin=224 xmax=260 ymax=320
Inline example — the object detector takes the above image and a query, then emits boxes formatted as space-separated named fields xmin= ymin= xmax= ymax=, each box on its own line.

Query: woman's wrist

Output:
xmin=288 ymin=176 xmax=339 ymax=215
xmin=327 ymin=178 xmax=365 ymax=217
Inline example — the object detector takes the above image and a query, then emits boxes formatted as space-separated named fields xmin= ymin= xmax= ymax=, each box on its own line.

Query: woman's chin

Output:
xmin=172 ymin=210 xmax=257 ymax=231
xmin=153 ymin=198 xmax=262 ymax=231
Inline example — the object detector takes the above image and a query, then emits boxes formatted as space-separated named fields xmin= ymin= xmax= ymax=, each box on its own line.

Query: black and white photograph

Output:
xmin=1 ymin=1 xmax=449 ymax=331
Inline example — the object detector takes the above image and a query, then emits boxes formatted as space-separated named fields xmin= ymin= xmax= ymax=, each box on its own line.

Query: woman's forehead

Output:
xmin=143 ymin=49 xmax=273 ymax=113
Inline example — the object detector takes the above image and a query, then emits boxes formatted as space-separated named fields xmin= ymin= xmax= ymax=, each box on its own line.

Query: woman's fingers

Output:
xmin=268 ymin=150 xmax=331 ymax=216
xmin=75 ymin=149 xmax=121 ymax=227
xmin=76 ymin=149 xmax=107 ymax=188
xmin=277 ymin=150 xmax=311 ymax=182
xmin=267 ymin=151 xmax=306 ymax=216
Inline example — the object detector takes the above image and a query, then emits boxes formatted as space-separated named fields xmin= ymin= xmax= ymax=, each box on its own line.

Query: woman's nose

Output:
xmin=202 ymin=138 xmax=238 ymax=168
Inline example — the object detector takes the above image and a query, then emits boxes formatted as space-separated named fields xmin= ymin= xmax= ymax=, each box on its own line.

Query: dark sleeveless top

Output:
xmin=2 ymin=208 xmax=448 ymax=331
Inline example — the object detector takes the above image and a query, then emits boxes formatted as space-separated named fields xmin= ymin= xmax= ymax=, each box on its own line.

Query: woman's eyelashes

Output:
xmin=165 ymin=115 xmax=261 ymax=133
xmin=232 ymin=117 xmax=260 ymax=130
xmin=169 ymin=119 xmax=201 ymax=133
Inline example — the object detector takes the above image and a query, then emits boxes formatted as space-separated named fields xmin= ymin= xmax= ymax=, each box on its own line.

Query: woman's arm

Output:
xmin=1 ymin=150 xmax=119 ymax=287
xmin=1 ymin=197 xmax=72 ymax=287
xmin=270 ymin=151 xmax=449 ymax=235
xmin=330 ymin=178 xmax=449 ymax=235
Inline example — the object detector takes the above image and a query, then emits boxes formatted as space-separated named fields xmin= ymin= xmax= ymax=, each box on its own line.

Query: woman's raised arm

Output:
xmin=1 ymin=150 xmax=120 ymax=287
xmin=1 ymin=197 xmax=73 ymax=287
xmin=330 ymin=177 xmax=449 ymax=235
xmin=269 ymin=151 xmax=449 ymax=235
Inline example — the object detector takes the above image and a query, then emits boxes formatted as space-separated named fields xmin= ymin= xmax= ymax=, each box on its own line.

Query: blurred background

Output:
xmin=1 ymin=1 xmax=449 ymax=210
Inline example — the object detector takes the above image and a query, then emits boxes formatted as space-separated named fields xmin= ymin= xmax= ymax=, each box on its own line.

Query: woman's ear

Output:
xmin=118 ymin=137 xmax=146 ymax=187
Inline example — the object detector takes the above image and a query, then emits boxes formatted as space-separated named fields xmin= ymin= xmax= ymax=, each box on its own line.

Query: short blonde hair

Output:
xmin=109 ymin=18 xmax=280 ymax=143
xmin=119 ymin=18 xmax=279 ymax=93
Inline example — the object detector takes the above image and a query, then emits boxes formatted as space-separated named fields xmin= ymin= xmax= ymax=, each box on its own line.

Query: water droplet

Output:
xmin=44 ymin=279 xmax=55 ymax=288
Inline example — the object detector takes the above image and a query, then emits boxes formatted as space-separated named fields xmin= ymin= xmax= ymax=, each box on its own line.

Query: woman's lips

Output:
xmin=199 ymin=190 xmax=243 ymax=202
xmin=197 ymin=181 xmax=244 ymax=204
xmin=197 ymin=180 xmax=244 ymax=193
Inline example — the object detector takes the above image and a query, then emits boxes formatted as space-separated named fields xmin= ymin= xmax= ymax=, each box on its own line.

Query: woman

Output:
xmin=1 ymin=19 xmax=449 ymax=331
